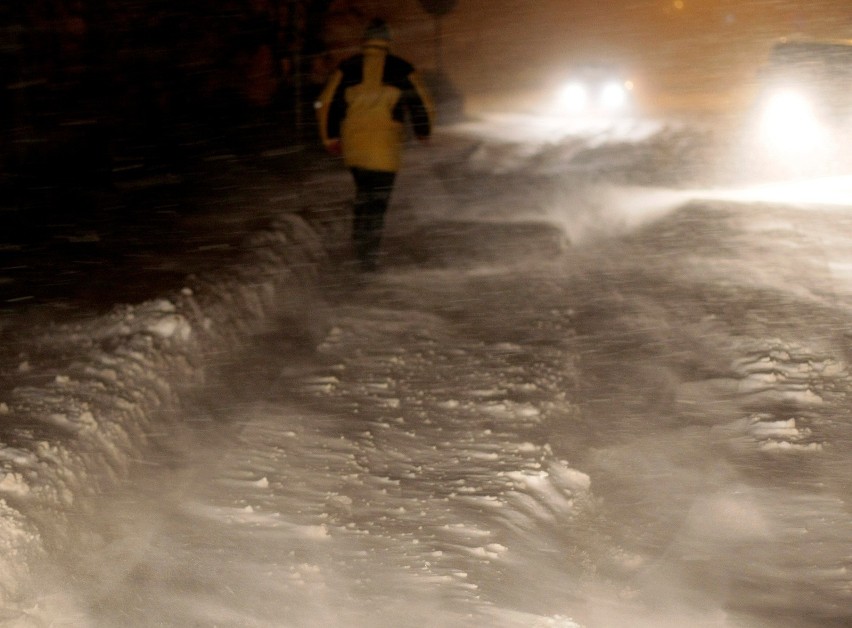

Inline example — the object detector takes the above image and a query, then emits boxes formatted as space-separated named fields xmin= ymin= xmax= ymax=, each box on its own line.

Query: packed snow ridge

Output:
xmin=0 ymin=212 xmax=331 ymax=609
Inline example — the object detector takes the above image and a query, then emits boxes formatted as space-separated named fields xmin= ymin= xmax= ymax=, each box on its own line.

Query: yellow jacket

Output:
xmin=316 ymin=39 xmax=434 ymax=173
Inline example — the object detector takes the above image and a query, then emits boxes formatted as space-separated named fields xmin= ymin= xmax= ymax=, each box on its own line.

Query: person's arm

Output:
xmin=406 ymin=70 xmax=435 ymax=140
xmin=315 ymin=69 xmax=345 ymax=154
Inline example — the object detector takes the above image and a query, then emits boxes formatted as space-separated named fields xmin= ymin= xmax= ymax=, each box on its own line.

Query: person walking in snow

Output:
xmin=315 ymin=18 xmax=435 ymax=272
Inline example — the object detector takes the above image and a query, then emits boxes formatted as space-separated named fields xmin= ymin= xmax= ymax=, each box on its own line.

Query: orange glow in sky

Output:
xmin=326 ymin=1 xmax=852 ymax=115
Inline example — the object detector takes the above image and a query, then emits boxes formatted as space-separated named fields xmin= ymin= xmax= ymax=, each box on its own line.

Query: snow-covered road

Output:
xmin=4 ymin=116 xmax=852 ymax=627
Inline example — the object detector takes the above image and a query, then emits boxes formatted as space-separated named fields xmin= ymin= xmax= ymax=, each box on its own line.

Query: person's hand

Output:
xmin=325 ymin=139 xmax=342 ymax=156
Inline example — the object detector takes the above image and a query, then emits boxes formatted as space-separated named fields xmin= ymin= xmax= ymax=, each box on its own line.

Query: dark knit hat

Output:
xmin=363 ymin=18 xmax=392 ymax=42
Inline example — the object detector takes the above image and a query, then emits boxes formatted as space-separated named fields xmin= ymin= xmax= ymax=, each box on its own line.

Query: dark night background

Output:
xmin=1 ymin=0 xmax=335 ymax=178
xmin=2 ymin=0 xmax=851 ymax=313
xmin=0 ymin=1 xmax=376 ymax=312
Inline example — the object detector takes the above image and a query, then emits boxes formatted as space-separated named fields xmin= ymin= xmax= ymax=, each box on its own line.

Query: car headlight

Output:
xmin=600 ymin=82 xmax=628 ymax=110
xmin=557 ymin=82 xmax=588 ymax=112
xmin=759 ymin=88 xmax=826 ymax=155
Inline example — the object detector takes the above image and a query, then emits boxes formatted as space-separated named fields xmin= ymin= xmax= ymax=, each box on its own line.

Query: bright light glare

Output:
xmin=702 ymin=175 xmax=852 ymax=207
xmin=601 ymin=82 xmax=627 ymax=110
xmin=557 ymin=82 xmax=588 ymax=112
xmin=759 ymin=89 xmax=826 ymax=156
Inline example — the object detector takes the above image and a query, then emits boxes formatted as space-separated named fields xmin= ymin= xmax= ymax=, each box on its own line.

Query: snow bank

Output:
xmin=0 ymin=211 xmax=336 ymax=612
xmin=0 ymin=117 xmax=739 ymax=614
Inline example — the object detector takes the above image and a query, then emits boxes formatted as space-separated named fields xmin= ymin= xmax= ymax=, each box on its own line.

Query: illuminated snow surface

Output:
xmin=2 ymin=113 xmax=852 ymax=627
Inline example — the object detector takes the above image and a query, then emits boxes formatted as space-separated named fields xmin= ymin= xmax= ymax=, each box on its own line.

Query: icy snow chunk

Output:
xmin=750 ymin=419 xmax=802 ymax=439
xmin=817 ymin=360 xmax=845 ymax=377
xmin=789 ymin=389 xmax=823 ymax=404
xmin=77 ymin=411 xmax=97 ymax=430
xmin=760 ymin=441 xmax=823 ymax=452
xmin=748 ymin=372 xmax=780 ymax=384
xmin=46 ymin=414 xmax=78 ymax=432
xmin=303 ymin=375 xmax=338 ymax=394
xmin=468 ymin=544 xmax=508 ymax=560
xmin=469 ymin=451 xmax=500 ymax=461
xmin=517 ymin=405 xmax=541 ymax=418
xmin=470 ymin=388 xmax=504 ymax=399
xmin=724 ymin=416 xmax=823 ymax=453
xmin=145 ymin=314 xmax=191 ymax=340
xmin=146 ymin=299 xmax=177 ymax=314
xmin=42 ymin=410 xmax=97 ymax=433
xmin=90 ymin=368 xmax=118 ymax=382
xmin=439 ymin=523 xmax=492 ymax=539
xmin=0 ymin=447 xmax=37 ymax=466
xmin=549 ymin=464 xmax=592 ymax=492
xmin=0 ymin=473 xmax=29 ymax=497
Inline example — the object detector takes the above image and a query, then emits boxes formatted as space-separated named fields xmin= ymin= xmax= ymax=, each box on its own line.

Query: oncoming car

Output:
xmin=751 ymin=38 xmax=852 ymax=175
xmin=554 ymin=64 xmax=635 ymax=118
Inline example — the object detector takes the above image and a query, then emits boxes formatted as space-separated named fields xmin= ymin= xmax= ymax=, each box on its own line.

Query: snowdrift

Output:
xmin=0 ymin=211 xmax=335 ymax=611
xmin=0 ymin=117 xmax=725 ymax=614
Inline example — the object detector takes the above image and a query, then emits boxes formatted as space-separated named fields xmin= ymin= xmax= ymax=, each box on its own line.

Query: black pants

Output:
xmin=350 ymin=167 xmax=396 ymax=271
